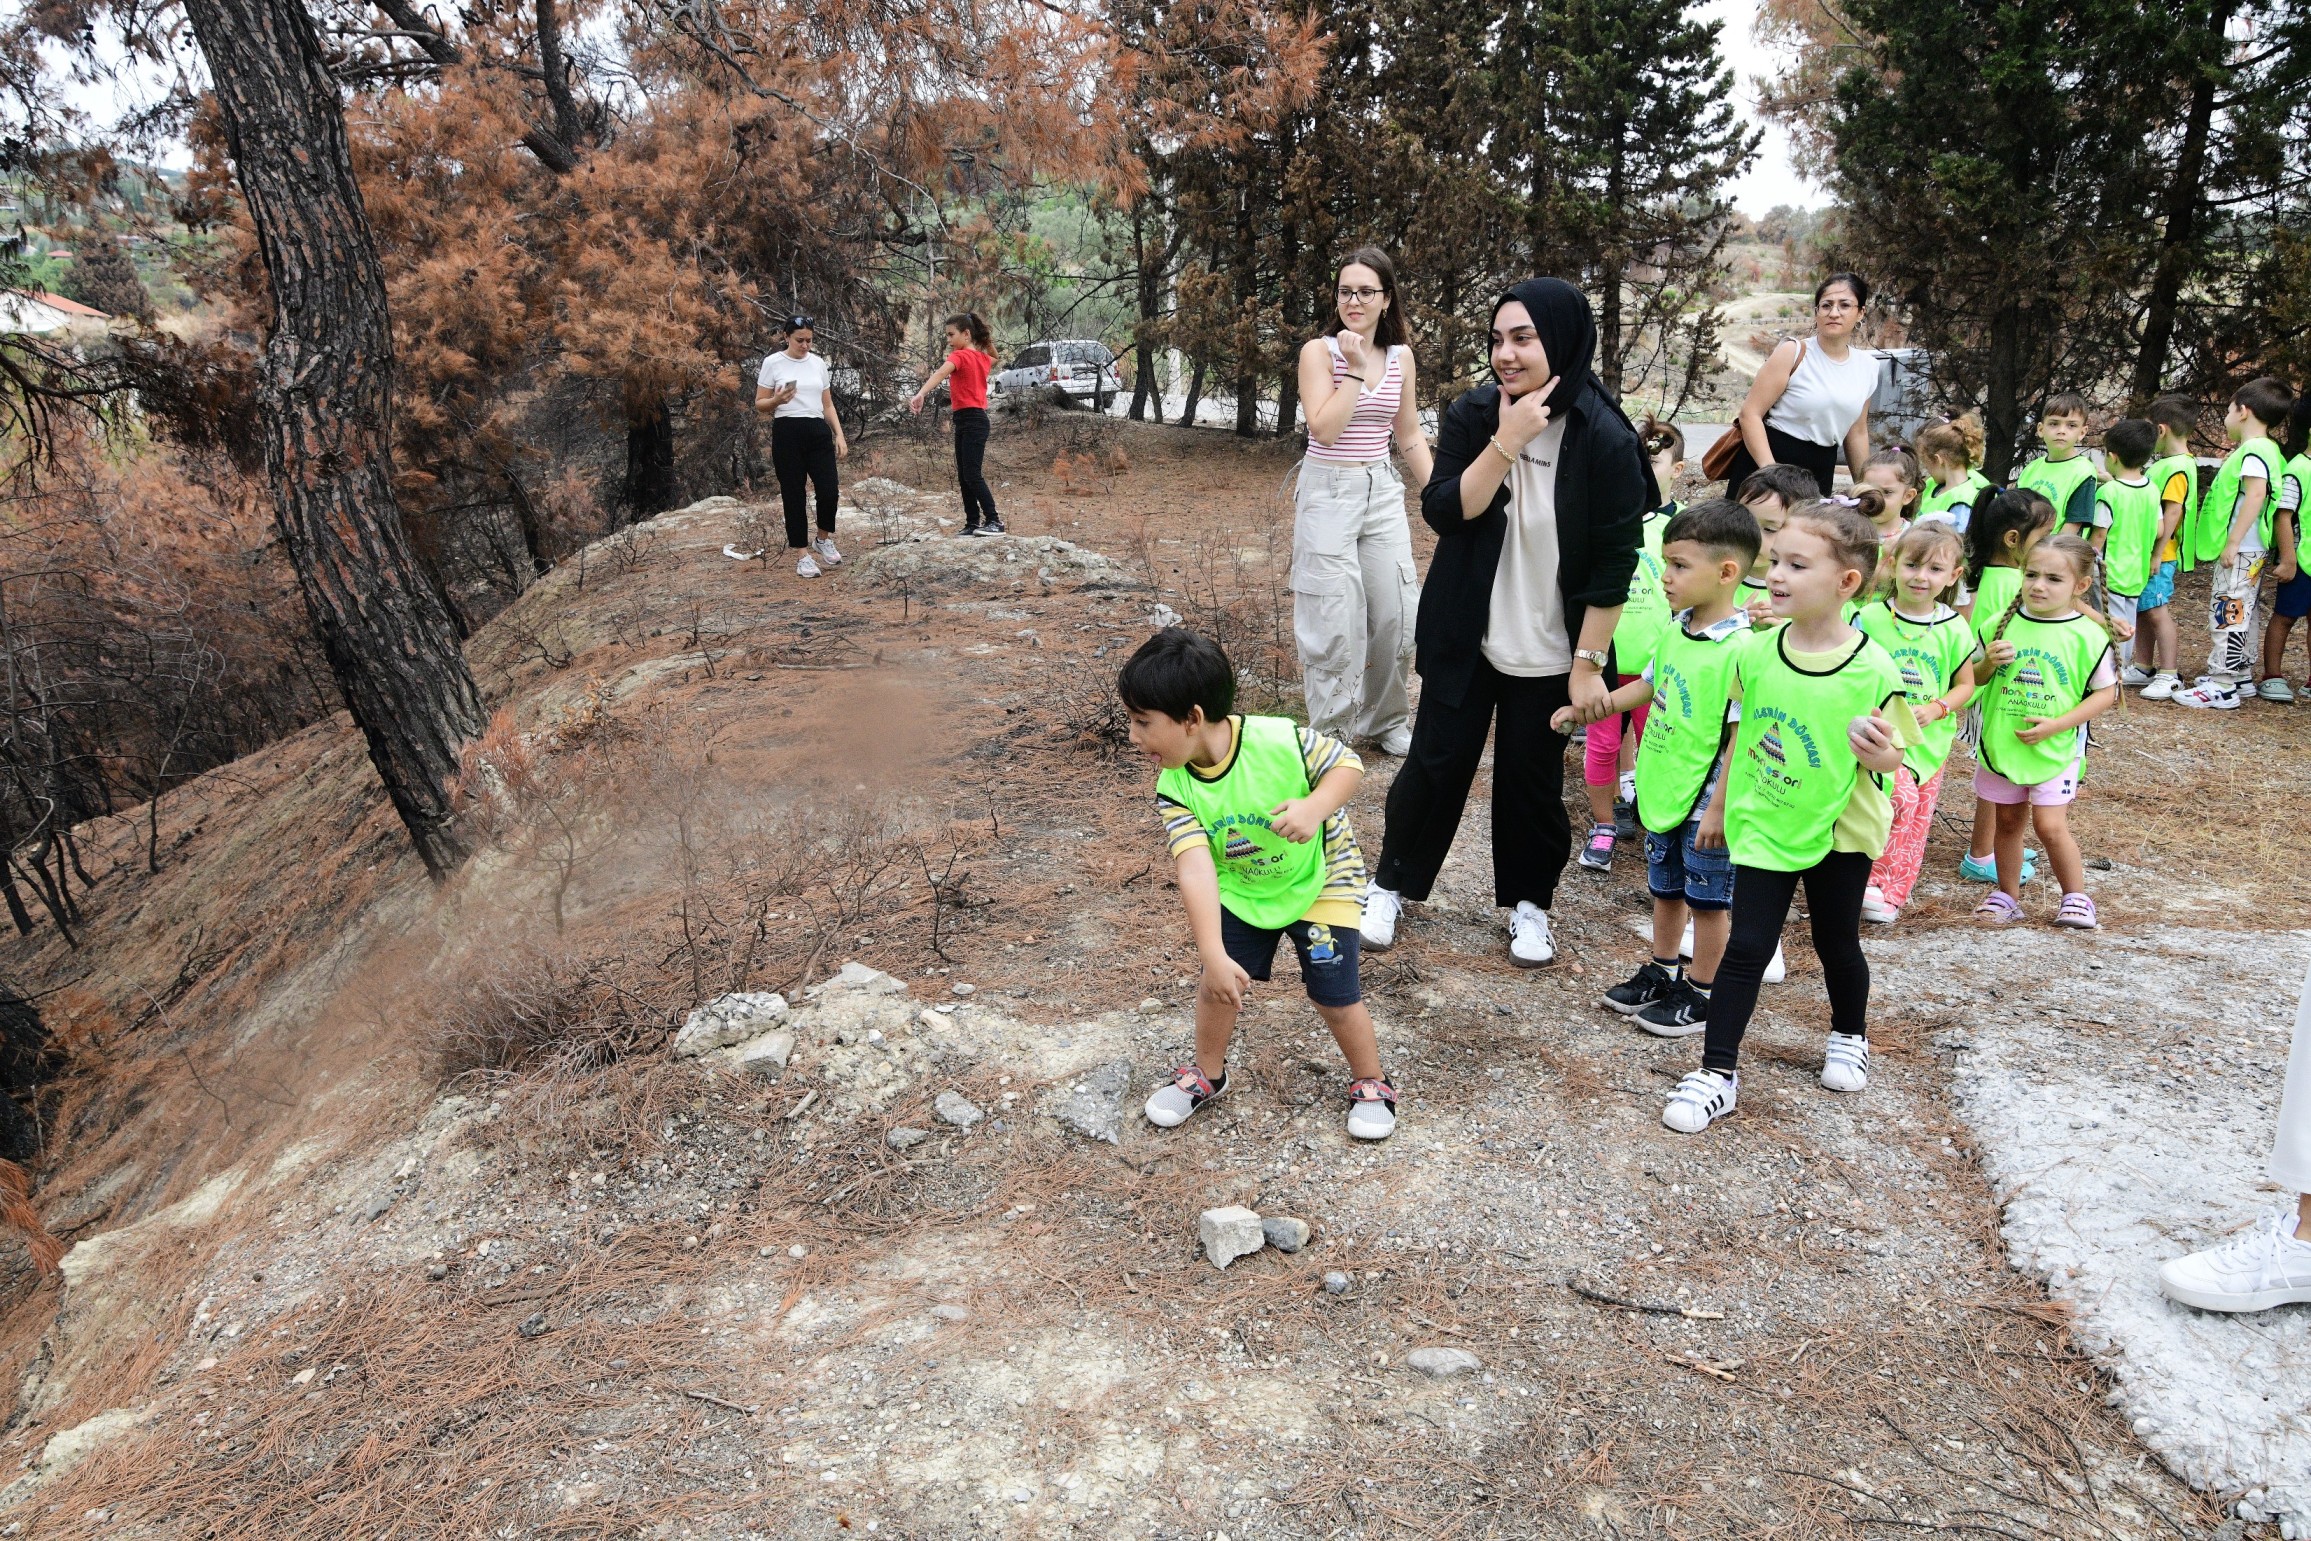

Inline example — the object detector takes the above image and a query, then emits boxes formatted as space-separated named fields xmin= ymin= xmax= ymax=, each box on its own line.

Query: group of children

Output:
xmin=1115 ymin=375 xmax=2310 ymax=1144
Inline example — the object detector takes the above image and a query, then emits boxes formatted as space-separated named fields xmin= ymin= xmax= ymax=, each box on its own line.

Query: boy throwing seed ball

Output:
xmin=1119 ymin=629 xmax=1397 ymax=1141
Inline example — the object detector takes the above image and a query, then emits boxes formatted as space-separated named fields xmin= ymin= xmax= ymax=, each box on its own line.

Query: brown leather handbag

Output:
xmin=1700 ymin=337 xmax=1804 ymax=482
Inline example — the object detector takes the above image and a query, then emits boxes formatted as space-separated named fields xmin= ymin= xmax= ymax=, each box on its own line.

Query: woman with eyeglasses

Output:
xmin=1720 ymin=273 xmax=1877 ymax=499
xmin=1291 ymin=247 xmax=1435 ymax=755
xmin=755 ymin=313 xmax=849 ymax=578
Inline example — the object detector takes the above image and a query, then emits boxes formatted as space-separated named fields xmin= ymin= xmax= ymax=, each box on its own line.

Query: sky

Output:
xmin=1702 ymin=0 xmax=1827 ymax=214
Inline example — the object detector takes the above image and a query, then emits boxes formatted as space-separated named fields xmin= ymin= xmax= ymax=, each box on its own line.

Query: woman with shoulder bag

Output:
xmin=1706 ymin=273 xmax=1877 ymax=498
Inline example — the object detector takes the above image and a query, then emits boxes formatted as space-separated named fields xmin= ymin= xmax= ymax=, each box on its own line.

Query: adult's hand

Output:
xmin=1336 ymin=329 xmax=1371 ymax=382
xmin=1497 ymin=376 xmax=1558 ymax=454
xmin=1568 ymin=665 xmax=1611 ymax=720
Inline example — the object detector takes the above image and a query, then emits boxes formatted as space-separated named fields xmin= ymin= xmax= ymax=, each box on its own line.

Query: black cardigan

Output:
xmin=1412 ymin=381 xmax=1650 ymax=708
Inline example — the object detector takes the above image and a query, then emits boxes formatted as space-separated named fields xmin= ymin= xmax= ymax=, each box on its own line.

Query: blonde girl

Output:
xmin=1856 ymin=522 xmax=1977 ymax=923
xmin=1973 ymin=534 xmax=2120 ymax=929
xmin=1861 ymin=446 xmax=1922 ymax=560
xmin=1663 ymin=501 xmax=1908 ymax=1135
xmin=1917 ymin=413 xmax=1991 ymax=533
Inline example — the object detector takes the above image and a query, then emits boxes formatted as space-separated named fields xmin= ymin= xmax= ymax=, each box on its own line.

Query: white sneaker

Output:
xmin=1821 ymin=1032 xmax=1869 ymax=1092
xmin=2120 ymin=663 xmax=2154 ymax=687
xmin=1346 ymin=1076 xmax=1398 ymax=1141
xmin=1682 ymin=918 xmax=1785 ymax=981
xmin=796 ymin=553 xmax=822 ymax=578
xmin=1617 ymin=770 xmax=1637 ymax=806
xmin=1507 ymin=901 xmax=1554 ymax=967
xmin=2139 ymin=672 xmax=2181 ymax=701
xmin=2172 ymin=681 xmax=2239 ymax=709
xmin=2159 ymin=1207 xmax=2311 ymax=1313
xmin=813 ymin=535 xmax=843 ymax=567
xmin=1378 ymin=726 xmax=1413 ymax=756
xmin=1860 ymin=887 xmax=1899 ymax=925
xmin=1360 ymin=885 xmax=1402 ymax=951
xmin=1663 ymin=1068 xmax=1738 ymax=1134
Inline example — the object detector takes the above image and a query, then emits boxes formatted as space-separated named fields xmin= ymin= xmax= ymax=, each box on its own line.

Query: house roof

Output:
xmin=25 ymin=291 xmax=108 ymax=319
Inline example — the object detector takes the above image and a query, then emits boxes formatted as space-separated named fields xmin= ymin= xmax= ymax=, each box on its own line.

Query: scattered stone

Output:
xmin=1323 ymin=1271 xmax=1351 ymax=1295
xmin=289 ymin=1367 xmax=316 ymax=1386
xmin=1199 ymin=1206 xmax=1266 ymax=1269
xmin=733 ymin=1030 xmax=796 ymax=1079
xmin=2087 ymin=855 xmax=2115 ymax=871
xmin=1047 ymin=1060 xmax=1133 ymax=1145
xmin=930 ymin=1304 xmax=969 ymax=1322
xmin=518 ymin=1313 xmax=550 ymax=1338
xmin=827 ymin=962 xmax=907 ymax=996
xmin=934 ymin=1091 xmax=984 ymax=1129
xmin=426 ymin=1263 xmax=448 ymax=1281
xmin=674 ymin=993 xmax=788 ymax=1057
xmin=951 ymin=983 xmax=976 ymax=997
xmin=1261 ymin=1216 xmax=1311 ymax=1253
xmin=1405 ymin=1347 xmax=1481 ymax=1379
xmin=789 ymin=1244 xmax=809 ymax=1259
xmin=887 ymin=1127 xmax=929 ymax=1151
xmin=1137 ymin=998 xmax=1165 ymax=1014
xmin=361 ymin=1189 xmax=396 ymax=1221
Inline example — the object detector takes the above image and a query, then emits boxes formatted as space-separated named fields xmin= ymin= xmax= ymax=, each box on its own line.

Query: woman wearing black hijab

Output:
xmin=1358 ymin=278 xmax=1654 ymax=966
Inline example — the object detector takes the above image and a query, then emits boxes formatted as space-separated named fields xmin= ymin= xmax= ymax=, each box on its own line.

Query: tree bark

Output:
xmin=2130 ymin=3 xmax=2227 ymax=406
xmin=181 ymin=0 xmax=487 ymax=878
xmin=1983 ymin=298 xmax=2024 ymax=482
xmin=622 ymin=395 xmax=678 ymax=518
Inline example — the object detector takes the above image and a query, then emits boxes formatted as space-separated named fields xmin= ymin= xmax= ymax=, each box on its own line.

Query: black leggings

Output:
xmin=954 ymin=407 xmax=997 ymax=526
xmin=771 ymin=417 xmax=840 ymax=547
xmin=1373 ymin=662 xmax=1573 ymax=911
xmin=1701 ymin=851 xmax=1872 ymax=1074
xmin=1718 ymin=423 xmax=1840 ymax=499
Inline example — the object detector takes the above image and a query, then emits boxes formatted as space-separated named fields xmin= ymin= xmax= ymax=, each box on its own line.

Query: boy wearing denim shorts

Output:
xmin=1119 ymin=628 xmax=1397 ymax=1141
xmin=1557 ymin=499 xmax=1761 ymax=1034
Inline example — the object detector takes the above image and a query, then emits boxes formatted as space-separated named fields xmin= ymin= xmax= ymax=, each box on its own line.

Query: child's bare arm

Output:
xmin=1173 ymin=843 xmax=1249 ymax=1007
xmin=1270 ymin=762 xmax=1362 ymax=845
xmin=1552 ymin=676 xmax=1655 ymax=731
xmin=1928 ymin=658 xmax=1977 ymax=721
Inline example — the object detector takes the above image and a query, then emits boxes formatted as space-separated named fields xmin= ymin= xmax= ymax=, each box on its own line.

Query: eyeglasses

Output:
xmin=1336 ymin=287 xmax=1384 ymax=304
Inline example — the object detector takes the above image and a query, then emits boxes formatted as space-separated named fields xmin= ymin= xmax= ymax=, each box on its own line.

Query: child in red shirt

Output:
xmin=909 ymin=313 xmax=1004 ymax=535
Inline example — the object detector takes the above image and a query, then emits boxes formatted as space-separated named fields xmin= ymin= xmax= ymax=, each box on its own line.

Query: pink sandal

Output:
xmin=2054 ymin=892 xmax=2098 ymax=929
xmin=1973 ymin=891 xmax=2025 ymax=925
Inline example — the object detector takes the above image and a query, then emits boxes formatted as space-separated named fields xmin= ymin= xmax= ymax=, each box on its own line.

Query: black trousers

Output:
xmin=1373 ymin=662 xmax=1573 ymax=911
xmin=771 ymin=417 xmax=840 ymax=547
xmin=1718 ymin=423 xmax=1840 ymax=499
xmin=1701 ymin=851 xmax=1873 ymax=1073
xmin=953 ymin=407 xmax=998 ymax=526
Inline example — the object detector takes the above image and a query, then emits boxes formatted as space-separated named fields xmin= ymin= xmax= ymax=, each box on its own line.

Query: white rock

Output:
xmin=1199 ymin=1206 xmax=1266 ymax=1269
xmin=1405 ymin=1347 xmax=1482 ymax=1379
xmin=674 ymin=993 xmax=788 ymax=1057
xmin=934 ymin=1091 xmax=983 ymax=1129
xmin=950 ymin=983 xmax=976 ymax=997
xmin=930 ymin=1303 xmax=969 ymax=1322
xmin=733 ymin=1031 xmax=795 ymax=1078
xmin=827 ymin=962 xmax=907 ymax=996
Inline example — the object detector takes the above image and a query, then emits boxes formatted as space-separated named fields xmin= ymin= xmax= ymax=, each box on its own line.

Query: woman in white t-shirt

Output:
xmin=1721 ymin=273 xmax=1878 ymax=499
xmin=754 ymin=314 xmax=849 ymax=578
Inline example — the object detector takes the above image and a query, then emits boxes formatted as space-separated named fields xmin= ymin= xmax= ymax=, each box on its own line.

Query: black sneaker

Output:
xmin=975 ymin=517 xmax=1007 ymax=537
xmin=1612 ymin=797 xmax=1638 ymax=841
xmin=1636 ymin=978 xmax=1710 ymax=1038
xmin=1604 ymin=960 xmax=1675 ymax=1015
xmin=1578 ymin=823 xmax=1616 ymax=871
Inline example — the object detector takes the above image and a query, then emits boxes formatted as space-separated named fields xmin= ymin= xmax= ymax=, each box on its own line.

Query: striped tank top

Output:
xmin=1305 ymin=340 xmax=1404 ymax=465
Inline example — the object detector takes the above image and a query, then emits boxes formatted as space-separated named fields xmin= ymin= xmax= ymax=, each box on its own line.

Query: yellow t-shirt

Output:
xmin=2157 ymin=469 xmax=2190 ymax=564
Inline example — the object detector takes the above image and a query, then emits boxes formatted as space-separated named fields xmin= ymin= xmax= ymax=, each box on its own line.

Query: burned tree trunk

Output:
xmin=622 ymin=395 xmax=678 ymax=519
xmin=179 ymin=0 xmax=486 ymax=877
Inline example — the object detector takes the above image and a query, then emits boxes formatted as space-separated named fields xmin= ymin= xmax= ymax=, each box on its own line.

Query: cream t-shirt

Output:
xmin=1482 ymin=414 xmax=1573 ymax=677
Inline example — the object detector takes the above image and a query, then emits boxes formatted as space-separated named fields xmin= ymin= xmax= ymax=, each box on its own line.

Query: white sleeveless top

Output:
xmin=1305 ymin=340 xmax=1404 ymax=465
xmin=1765 ymin=338 xmax=1878 ymax=448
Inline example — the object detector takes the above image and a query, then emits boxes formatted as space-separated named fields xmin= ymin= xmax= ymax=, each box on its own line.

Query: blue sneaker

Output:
xmin=1958 ymin=850 xmax=2036 ymax=883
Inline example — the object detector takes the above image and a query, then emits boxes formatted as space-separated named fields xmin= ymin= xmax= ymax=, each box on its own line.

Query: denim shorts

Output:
xmin=1644 ymin=817 xmax=1734 ymax=911
xmin=2137 ymin=559 xmax=2177 ymax=612
xmin=1219 ymin=908 xmax=1362 ymax=1007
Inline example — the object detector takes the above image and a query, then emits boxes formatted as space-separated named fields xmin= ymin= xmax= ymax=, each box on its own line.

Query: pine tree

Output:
xmin=60 ymin=231 xmax=150 ymax=324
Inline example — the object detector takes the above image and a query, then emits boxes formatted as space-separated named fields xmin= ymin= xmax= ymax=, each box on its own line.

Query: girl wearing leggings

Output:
xmin=1664 ymin=497 xmax=1907 ymax=1135
xmin=909 ymin=313 xmax=1004 ymax=535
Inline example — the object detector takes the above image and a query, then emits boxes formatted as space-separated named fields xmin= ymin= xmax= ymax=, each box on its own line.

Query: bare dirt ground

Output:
xmin=0 ymin=411 xmax=2300 ymax=1539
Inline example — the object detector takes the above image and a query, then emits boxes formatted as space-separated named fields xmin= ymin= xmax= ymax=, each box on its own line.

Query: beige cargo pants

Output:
xmin=1291 ymin=458 xmax=1417 ymax=743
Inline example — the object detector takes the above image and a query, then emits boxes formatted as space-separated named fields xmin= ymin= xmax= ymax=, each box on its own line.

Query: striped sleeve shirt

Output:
xmin=1157 ymin=724 xmax=1368 ymax=927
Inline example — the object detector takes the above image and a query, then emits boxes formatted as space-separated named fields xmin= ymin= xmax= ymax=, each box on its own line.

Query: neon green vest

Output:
xmin=1919 ymin=469 xmax=1989 ymax=528
xmin=1632 ymin=613 xmax=1748 ymax=834
xmin=2282 ymin=452 xmax=2311 ymax=570
xmin=2096 ymin=476 xmax=2163 ymax=597
xmin=1970 ymin=565 xmax=2023 ymax=650
xmin=1854 ymin=600 xmax=1974 ymax=780
xmin=1154 ymin=716 xmax=1324 ymax=928
xmin=2195 ymin=437 xmax=2279 ymax=562
xmin=1612 ymin=504 xmax=1676 ymax=672
xmin=2018 ymin=454 xmax=2098 ymax=528
xmin=1723 ymin=630 xmax=1903 ymax=871
xmin=1978 ymin=613 xmax=2111 ymax=787
xmin=2147 ymin=452 xmax=2199 ymax=568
